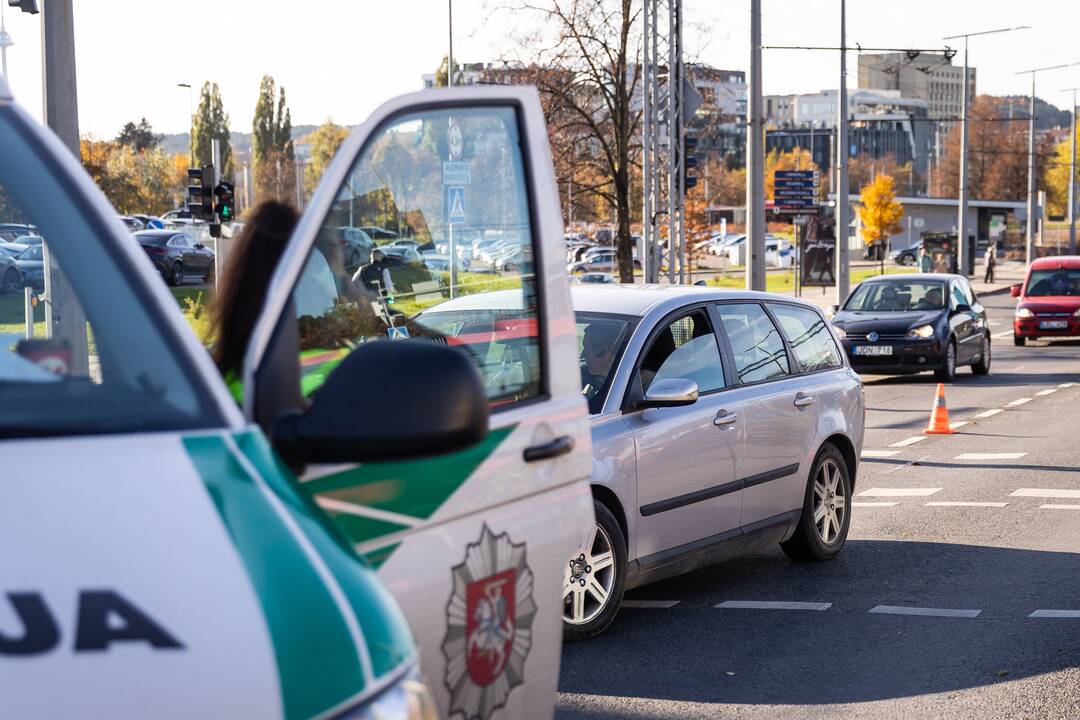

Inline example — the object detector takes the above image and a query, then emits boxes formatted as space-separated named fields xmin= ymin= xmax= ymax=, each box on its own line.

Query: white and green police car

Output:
xmin=1 ymin=74 xmax=593 ymax=720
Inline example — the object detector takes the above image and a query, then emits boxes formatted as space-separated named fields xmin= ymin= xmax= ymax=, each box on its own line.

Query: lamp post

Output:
xmin=1064 ymin=87 xmax=1079 ymax=255
xmin=447 ymin=0 xmax=454 ymax=87
xmin=178 ymin=82 xmax=193 ymax=166
xmin=942 ymin=26 xmax=1028 ymax=276
xmin=1015 ymin=61 xmax=1080 ymax=265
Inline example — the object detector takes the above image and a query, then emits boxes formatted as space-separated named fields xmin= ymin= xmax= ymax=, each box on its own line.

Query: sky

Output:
xmin=2 ymin=0 xmax=1079 ymax=139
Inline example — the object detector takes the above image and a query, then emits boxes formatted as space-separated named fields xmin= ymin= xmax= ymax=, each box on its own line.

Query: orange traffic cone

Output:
xmin=924 ymin=383 xmax=954 ymax=435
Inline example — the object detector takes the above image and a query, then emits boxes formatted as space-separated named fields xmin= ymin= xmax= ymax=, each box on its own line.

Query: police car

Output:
xmin=1 ymin=75 xmax=593 ymax=719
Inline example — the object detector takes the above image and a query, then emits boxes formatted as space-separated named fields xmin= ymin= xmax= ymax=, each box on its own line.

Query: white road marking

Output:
xmin=955 ymin=452 xmax=1027 ymax=461
xmin=925 ymin=501 xmax=1009 ymax=507
xmin=1060 ymin=382 xmax=1077 ymax=388
xmin=890 ymin=436 xmax=927 ymax=448
xmin=716 ymin=601 xmax=831 ymax=611
xmin=987 ymin=319 xmax=1002 ymax=326
xmin=859 ymin=488 xmax=943 ymax=497
xmin=949 ymin=421 xmax=969 ymax=430
xmin=1007 ymin=397 xmax=1032 ymax=407
xmin=1040 ymin=504 xmax=1080 ymax=510
xmin=869 ymin=605 xmax=981 ymax=618
xmin=852 ymin=501 xmax=900 ymax=507
xmin=862 ymin=449 xmax=901 ymax=458
xmin=992 ymin=331 xmax=1012 ymax=339
xmin=974 ymin=408 xmax=1004 ymax=419
xmin=622 ymin=600 xmax=680 ymax=609
xmin=1029 ymin=610 xmax=1080 ymax=618
xmin=1012 ymin=489 xmax=1080 ymax=499
xmin=1036 ymin=388 xmax=1057 ymax=396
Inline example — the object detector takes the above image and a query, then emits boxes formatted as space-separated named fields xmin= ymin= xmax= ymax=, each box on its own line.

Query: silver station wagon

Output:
xmin=415 ymin=285 xmax=864 ymax=640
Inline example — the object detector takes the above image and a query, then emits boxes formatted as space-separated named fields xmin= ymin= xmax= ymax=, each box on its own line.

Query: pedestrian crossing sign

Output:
xmin=387 ymin=326 xmax=409 ymax=340
xmin=447 ymin=186 xmax=466 ymax=223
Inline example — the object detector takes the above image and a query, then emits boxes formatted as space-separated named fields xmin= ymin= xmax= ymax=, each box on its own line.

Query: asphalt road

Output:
xmin=557 ymin=290 xmax=1080 ymax=719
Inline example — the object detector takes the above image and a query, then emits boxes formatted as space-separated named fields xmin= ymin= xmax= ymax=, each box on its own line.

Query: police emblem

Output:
xmin=442 ymin=526 xmax=535 ymax=720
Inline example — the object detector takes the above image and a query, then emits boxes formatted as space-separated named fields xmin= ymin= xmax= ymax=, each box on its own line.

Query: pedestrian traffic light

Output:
xmin=684 ymin=132 xmax=699 ymax=190
xmin=213 ymin=181 xmax=235 ymax=223
xmin=186 ymin=165 xmax=213 ymax=221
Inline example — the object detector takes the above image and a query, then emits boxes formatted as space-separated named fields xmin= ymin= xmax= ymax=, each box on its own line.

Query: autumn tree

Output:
xmin=192 ymin=82 xmax=232 ymax=178
xmin=116 ymin=118 xmax=161 ymax=153
xmin=764 ymin=148 xmax=823 ymax=202
xmin=81 ymin=137 xmax=187 ymax=215
xmin=434 ymin=55 xmax=462 ymax=88
xmin=1044 ymin=117 xmax=1078 ymax=218
xmin=252 ymin=75 xmax=295 ymax=202
xmin=848 ymin=153 xmax=916 ymax=196
xmin=304 ymin=119 xmax=349 ymax=196
xmin=858 ymin=174 xmax=904 ymax=260
xmin=494 ymin=0 xmax=641 ymax=281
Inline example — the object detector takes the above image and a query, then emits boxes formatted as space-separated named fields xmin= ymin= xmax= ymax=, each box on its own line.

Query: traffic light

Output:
xmin=684 ymin=132 xmax=699 ymax=190
xmin=213 ymin=181 xmax=235 ymax=223
xmin=186 ymin=166 xmax=214 ymax=221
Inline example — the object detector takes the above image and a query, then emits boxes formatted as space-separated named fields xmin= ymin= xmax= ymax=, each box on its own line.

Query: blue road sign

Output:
xmin=387 ymin=326 xmax=410 ymax=340
xmin=446 ymin=186 xmax=466 ymax=223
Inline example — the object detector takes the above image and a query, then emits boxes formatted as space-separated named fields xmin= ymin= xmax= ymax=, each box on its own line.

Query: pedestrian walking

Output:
xmin=984 ymin=241 xmax=997 ymax=284
xmin=918 ymin=246 xmax=932 ymax=273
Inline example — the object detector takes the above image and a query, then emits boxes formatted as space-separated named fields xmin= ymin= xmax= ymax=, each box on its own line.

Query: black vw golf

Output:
xmin=830 ymin=273 xmax=991 ymax=381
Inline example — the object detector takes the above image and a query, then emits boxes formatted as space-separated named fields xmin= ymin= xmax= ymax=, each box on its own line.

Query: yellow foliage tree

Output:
xmin=858 ymin=174 xmax=904 ymax=256
xmin=1044 ymin=119 xmax=1078 ymax=218
xmin=764 ymin=148 xmax=822 ymax=203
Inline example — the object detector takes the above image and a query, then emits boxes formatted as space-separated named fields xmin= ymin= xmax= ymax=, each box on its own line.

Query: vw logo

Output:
xmin=867 ymin=331 xmax=879 ymax=343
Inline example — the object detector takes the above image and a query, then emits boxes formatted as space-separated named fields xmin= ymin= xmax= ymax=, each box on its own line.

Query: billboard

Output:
xmin=800 ymin=216 xmax=835 ymax=287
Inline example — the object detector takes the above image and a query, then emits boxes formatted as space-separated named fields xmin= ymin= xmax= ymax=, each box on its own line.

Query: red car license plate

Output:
xmin=1039 ymin=320 xmax=1068 ymax=329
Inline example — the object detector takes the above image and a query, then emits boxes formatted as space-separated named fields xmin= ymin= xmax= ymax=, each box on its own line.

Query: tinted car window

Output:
xmin=717 ymin=303 xmax=789 ymax=384
xmin=769 ymin=303 xmax=842 ymax=372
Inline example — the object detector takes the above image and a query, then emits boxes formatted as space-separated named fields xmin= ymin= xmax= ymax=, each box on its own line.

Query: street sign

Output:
xmin=443 ymin=161 xmax=471 ymax=186
xmin=387 ymin=326 xmax=409 ymax=340
xmin=773 ymin=169 xmax=818 ymax=213
xmin=447 ymin=186 xmax=466 ymax=223
xmin=448 ymin=122 xmax=463 ymax=160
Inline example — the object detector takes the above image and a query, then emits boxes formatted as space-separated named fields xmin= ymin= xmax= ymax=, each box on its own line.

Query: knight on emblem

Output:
xmin=442 ymin=526 xmax=535 ymax=720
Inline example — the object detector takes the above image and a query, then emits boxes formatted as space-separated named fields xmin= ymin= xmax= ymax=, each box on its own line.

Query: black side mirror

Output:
xmin=272 ymin=340 xmax=488 ymax=468
xmin=953 ymin=303 xmax=972 ymax=314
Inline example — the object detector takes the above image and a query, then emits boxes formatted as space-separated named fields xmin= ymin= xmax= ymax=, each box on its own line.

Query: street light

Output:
xmin=177 ymin=82 xmax=193 ymax=166
xmin=1063 ymin=87 xmax=1080 ymax=255
xmin=943 ymin=26 xmax=1029 ymax=276
xmin=1015 ymin=61 xmax=1080 ymax=265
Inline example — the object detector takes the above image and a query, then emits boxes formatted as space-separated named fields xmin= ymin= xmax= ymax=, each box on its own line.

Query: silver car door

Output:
xmin=626 ymin=307 xmax=742 ymax=560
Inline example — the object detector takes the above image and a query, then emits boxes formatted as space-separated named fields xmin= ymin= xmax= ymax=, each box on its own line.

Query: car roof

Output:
xmin=1030 ymin=255 xmax=1080 ymax=270
xmin=859 ymin=273 xmax=957 ymax=283
xmin=135 ymin=229 xmax=184 ymax=238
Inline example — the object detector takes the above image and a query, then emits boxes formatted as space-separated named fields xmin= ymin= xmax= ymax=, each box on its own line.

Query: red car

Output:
xmin=1012 ymin=256 xmax=1080 ymax=346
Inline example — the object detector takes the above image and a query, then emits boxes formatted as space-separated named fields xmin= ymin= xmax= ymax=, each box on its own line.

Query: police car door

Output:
xmin=242 ymin=87 xmax=593 ymax=720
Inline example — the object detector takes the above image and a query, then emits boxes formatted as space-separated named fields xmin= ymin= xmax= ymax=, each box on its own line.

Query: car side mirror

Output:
xmin=272 ymin=340 xmax=489 ymax=468
xmin=195 ymin=242 xmax=205 ymax=249
xmin=827 ymin=304 xmax=839 ymax=318
xmin=1010 ymin=284 xmax=1021 ymax=298
xmin=639 ymin=378 xmax=699 ymax=409
xmin=953 ymin=303 xmax=972 ymax=314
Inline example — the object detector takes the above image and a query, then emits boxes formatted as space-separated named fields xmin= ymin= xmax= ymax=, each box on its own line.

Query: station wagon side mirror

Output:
xmin=638 ymin=378 xmax=699 ymax=409
xmin=1010 ymin=284 xmax=1021 ymax=298
xmin=272 ymin=340 xmax=489 ymax=468
xmin=827 ymin=304 xmax=840 ymax=317
xmin=953 ymin=303 xmax=972 ymax=314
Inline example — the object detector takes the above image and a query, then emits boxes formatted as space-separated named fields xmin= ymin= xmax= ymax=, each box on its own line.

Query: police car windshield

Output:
xmin=844 ymin=281 xmax=946 ymax=312
xmin=0 ymin=105 xmax=221 ymax=438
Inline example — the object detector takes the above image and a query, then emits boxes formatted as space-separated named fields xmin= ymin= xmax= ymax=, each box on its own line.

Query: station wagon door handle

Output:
xmin=714 ymin=410 xmax=737 ymax=427
xmin=794 ymin=393 xmax=816 ymax=408
xmin=523 ymin=435 xmax=575 ymax=462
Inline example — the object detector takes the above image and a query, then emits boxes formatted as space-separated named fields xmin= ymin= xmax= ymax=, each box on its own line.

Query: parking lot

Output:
xmin=558 ymin=289 xmax=1080 ymax=720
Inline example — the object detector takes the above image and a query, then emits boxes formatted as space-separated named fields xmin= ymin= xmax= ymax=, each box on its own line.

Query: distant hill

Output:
xmin=995 ymin=96 xmax=1070 ymax=132
xmin=160 ymin=125 xmax=322 ymax=158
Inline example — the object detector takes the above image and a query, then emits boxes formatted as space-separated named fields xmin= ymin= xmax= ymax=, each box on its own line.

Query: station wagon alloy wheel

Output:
xmin=564 ymin=522 xmax=616 ymax=626
xmin=814 ymin=458 xmax=847 ymax=545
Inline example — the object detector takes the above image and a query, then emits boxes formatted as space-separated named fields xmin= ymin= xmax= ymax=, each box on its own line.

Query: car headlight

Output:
xmin=340 ymin=672 xmax=438 ymax=720
xmin=906 ymin=324 xmax=935 ymax=339
xmin=1015 ymin=307 xmax=1034 ymax=318
xmin=832 ymin=325 xmax=846 ymax=340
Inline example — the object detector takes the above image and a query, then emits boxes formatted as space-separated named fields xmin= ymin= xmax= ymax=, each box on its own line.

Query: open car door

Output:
xmin=241 ymin=86 xmax=593 ymax=719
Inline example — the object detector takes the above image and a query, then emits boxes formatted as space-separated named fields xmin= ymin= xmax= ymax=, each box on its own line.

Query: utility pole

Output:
xmin=745 ymin=0 xmax=765 ymax=291
xmin=946 ymin=24 xmax=1028 ymax=276
xmin=178 ymin=82 xmax=194 ymax=166
xmin=447 ymin=0 xmax=454 ymax=87
xmin=0 ymin=2 xmax=13 ymax=81
xmin=1016 ymin=62 xmax=1080 ymax=265
xmin=835 ymin=0 xmax=850 ymax=304
xmin=641 ymin=0 xmax=652 ymax=282
xmin=41 ymin=0 xmax=88 ymax=376
xmin=1067 ymin=87 xmax=1079 ymax=255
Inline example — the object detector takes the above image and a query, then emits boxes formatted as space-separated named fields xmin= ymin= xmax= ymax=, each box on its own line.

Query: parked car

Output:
xmin=134 ymin=229 xmax=215 ymax=286
xmin=117 ymin=215 xmax=144 ymax=232
xmin=0 ymin=245 xmax=21 ymax=293
xmin=359 ymin=224 xmax=399 ymax=240
xmin=1012 ymin=255 xmax=1080 ymax=346
xmin=417 ymin=285 xmax=864 ymax=639
xmin=831 ymin=273 xmax=990 ymax=380
xmin=159 ymin=208 xmax=192 ymax=222
xmin=0 ymin=222 xmax=37 ymax=244
xmin=573 ymin=272 xmax=618 ymax=284
xmin=421 ymin=251 xmax=470 ymax=273
xmin=13 ymin=243 xmax=45 ymax=290
xmin=332 ymin=226 xmax=375 ymax=270
xmin=568 ymin=249 xmax=641 ymax=275
xmin=889 ymin=243 xmax=919 ymax=266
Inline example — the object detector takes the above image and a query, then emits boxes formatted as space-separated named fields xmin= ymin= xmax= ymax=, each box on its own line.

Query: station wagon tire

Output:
xmin=1 ymin=267 xmax=19 ymax=295
xmin=563 ymin=500 xmax=626 ymax=641
xmin=972 ymin=333 xmax=991 ymax=375
xmin=168 ymin=261 xmax=183 ymax=287
xmin=935 ymin=338 xmax=957 ymax=382
xmin=1014 ymin=334 xmax=1026 ymax=347
xmin=781 ymin=444 xmax=851 ymax=562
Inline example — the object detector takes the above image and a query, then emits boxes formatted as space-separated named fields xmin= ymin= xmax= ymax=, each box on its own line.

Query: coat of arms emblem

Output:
xmin=442 ymin=526 xmax=535 ymax=719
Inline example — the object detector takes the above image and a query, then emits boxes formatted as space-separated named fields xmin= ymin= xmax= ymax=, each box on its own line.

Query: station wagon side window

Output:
xmin=638 ymin=309 xmax=725 ymax=394
xmin=289 ymin=106 xmax=543 ymax=409
xmin=767 ymin=303 xmax=842 ymax=373
xmin=716 ymin=303 xmax=790 ymax=384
